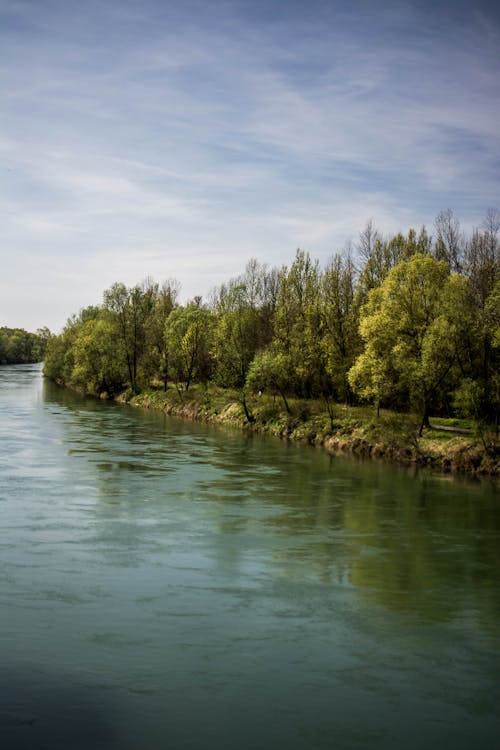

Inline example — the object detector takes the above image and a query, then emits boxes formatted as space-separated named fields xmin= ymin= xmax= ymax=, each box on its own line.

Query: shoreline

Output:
xmin=120 ymin=386 xmax=500 ymax=480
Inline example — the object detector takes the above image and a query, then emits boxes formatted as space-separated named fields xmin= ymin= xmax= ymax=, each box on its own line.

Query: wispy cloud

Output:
xmin=1 ymin=0 xmax=499 ymax=330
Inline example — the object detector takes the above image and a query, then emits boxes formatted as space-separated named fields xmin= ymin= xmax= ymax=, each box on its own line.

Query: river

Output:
xmin=1 ymin=364 xmax=499 ymax=749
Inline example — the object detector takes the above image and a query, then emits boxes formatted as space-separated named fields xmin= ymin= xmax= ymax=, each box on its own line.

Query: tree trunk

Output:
xmin=323 ymin=395 xmax=335 ymax=431
xmin=241 ymin=393 xmax=256 ymax=423
xmin=278 ymin=387 xmax=291 ymax=414
xmin=419 ymin=407 xmax=430 ymax=437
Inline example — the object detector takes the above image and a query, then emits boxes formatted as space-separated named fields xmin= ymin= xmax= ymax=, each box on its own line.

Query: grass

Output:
xmin=429 ymin=416 xmax=475 ymax=430
xmin=128 ymin=384 xmax=499 ymax=478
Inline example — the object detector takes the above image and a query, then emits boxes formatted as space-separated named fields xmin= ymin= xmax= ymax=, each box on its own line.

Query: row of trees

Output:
xmin=43 ymin=211 xmax=500 ymax=432
xmin=0 ymin=326 xmax=51 ymax=365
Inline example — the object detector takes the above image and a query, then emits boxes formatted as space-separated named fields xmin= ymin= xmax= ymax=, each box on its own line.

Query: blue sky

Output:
xmin=1 ymin=0 xmax=499 ymax=332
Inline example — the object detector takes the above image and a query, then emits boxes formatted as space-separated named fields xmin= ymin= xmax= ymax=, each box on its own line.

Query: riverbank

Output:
xmin=120 ymin=385 xmax=500 ymax=478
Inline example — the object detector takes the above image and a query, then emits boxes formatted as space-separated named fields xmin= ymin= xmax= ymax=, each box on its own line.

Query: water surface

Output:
xmin=1 ymin=364 xmax=499 ymax=749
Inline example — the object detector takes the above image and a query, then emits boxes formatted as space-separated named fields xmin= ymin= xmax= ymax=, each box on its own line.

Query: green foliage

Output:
xmin=357 ymin=227 xmax=432 ymax=300
xmin=41 ymin=208 xmax=499 ymax=438
xmin=43 ymin=282 xmax=175 ymax=396
xmin=273 ymin=249 xmax=322 ymax=398
xmin=245 ymin=349 xmax=294 ymax=413
xmin=103 ymin=280 xmax=159 ymax=392
xmin=141 ymin=279 xmax=179 ymax=389
xmin=0 ymin=326 xmax=51 ymax=364
xmin=349 ymin=254 xmax=472 ymax=433
xmin=320 ymin=253 xmax=360 ymax=403
xmin=164 ymin=304 xmax=214 ymax=390
xmin=211 ymin=281 xmax=261 ymax=388
xmin=69 ymin=314 xmax=127 ymax=395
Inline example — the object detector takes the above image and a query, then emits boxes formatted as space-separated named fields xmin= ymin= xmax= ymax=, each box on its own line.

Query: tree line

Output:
xmin=44 ymin=210 xmax=500 ymax=434
xmin=0 ymin=326 xmax=51 ymax=365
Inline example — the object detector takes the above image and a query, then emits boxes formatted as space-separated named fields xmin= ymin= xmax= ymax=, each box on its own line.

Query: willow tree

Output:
xmin=349 ymin=253 xmax=471 ymax=435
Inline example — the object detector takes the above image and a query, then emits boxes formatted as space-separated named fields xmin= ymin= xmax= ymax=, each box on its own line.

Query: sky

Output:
xmin=1 ymin=0 xmax=499 ymax=333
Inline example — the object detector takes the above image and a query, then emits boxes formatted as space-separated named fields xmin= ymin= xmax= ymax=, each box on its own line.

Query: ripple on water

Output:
xmin=1 ymin=365 xmax=499 ymax=749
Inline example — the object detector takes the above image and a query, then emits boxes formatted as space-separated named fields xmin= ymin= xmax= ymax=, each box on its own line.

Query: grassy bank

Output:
xmin=120 ymin=384 xmax=500 ymax=478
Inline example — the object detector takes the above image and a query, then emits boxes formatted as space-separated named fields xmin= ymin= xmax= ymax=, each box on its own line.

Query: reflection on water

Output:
xmin=1 ymin=365 xmax=499 ymax=749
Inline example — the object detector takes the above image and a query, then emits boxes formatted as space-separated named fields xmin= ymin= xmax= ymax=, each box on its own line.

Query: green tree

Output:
xmin=212 ymin=285 xmax=260 ymax=388
xmin=357 ymin=227 xmax=432 ymax=301
xmin=164 ymin=305 xmax=214 ymax=391
xmin=43 ymin=333 xmax=70 ymax=383
xmin=209 ymin=259 xmax=280 ymax=376
xmin=0 ymin=327 xmax=50 ymax=364
xmin=142 ymin=279 xmax=180 ymax=389
xmin=484 ymin=279 xmax=500 ymax=431
xmin=320 ymin=253 xmax=361 ymax=404
xmin=103 ymin=280 xmax=158 ymax=392
xmin=70 ymin=313 xmax=127 ymax=395
xmin=43 ymin=308 xmax=99 ymax=383
xmin=0 ymin=329 xmax=7 ymax=363
xmin=245 ymin=349 xmax=294 ymax=413
xmin=33 ymin=327 xmax=52 ymax=360
xmin=273 ymin=249 xmax=322 ymax=398
xmin=454 ymin=278 xmax=500 ymax=434
xmin=349 ymin=254 xmax=470 ymax=434
xmin=460 ymin=211 xmax=500 ymax=420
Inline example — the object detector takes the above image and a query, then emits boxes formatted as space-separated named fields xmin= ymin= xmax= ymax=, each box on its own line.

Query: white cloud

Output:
xmin=1 ymin=0 xmax=499 ymax=331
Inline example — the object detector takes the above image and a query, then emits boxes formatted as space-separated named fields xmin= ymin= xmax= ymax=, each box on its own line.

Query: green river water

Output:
xmin=1 ymin=364 xmax=499 ymax=749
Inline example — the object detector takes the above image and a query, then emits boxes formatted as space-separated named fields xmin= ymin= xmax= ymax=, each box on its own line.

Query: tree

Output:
xmin=464 ymin=230 xmax=499 ymax=310
xmin=349 ymin=254 xmax=470 ymax=434
xmin=211 ymin=283 xmax=261 ymax=388
xmin=164 ymin=305 xmax=214 ymax=391
xmin=434 ymin=209 xmax=463 ymax=272
xmin=70 ymin=315 xmax=127 ymax=395
xmin=245 ymin=349 xmax=294 ymax=413
xmin=210 ymin=259 xmax=280 ymax=356
xmin=43 ymin=334 xmax=68 ymax=382
xmin=455 ymin=278 xmax=500 ymax=433
xmin=0 ymin=326 xmax=51 ymax=364
xmin=357 ymin=219 xmax=381 ymax=264
xmin=357 ymin=227 xmax=431 ymax=301
xmin=273 ymin=249 xmax=322 ymax=398
xmin=103 ymin=280 xmax=158 ymax=392
xmin=484 ymin=279 xmax=500 ymax=431
xmin=34 ymin=327 xmax=52 ymax=360
xmin=320 ymin=252 xmax=361 ymax=404
xmin=460 ymin=211 xmax=500 ymax=416
xmin=43 ymin=307 xmax=100 ymax=384
xmin=142 ymin=279 xmax=180 ymax=389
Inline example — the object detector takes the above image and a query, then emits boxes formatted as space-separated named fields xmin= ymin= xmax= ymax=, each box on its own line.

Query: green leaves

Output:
xmin=164 ymin=305 xmax=214 ymax=390
xmin=246 ymin=349 xmax=293 ymax=413
xmin=349 ymin=254 xmax=470 ymax=429
xmin=0 ymin=326 xmax=50 ymax=364
xmin=41 ymin=210 xmax=498 ymax=431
